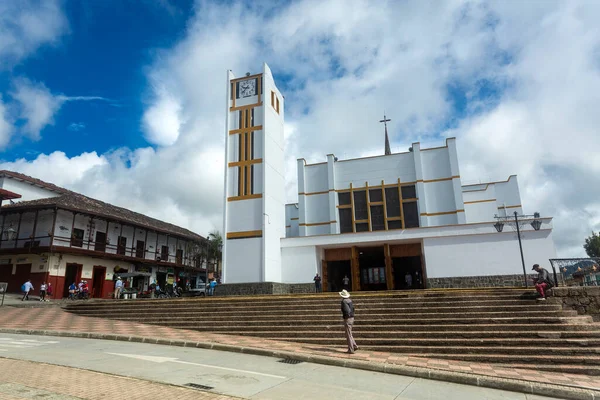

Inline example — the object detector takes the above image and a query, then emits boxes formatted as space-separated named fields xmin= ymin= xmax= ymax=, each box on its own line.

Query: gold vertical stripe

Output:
xmin=365 ymin=182 xmax=372 ymax=232
xmin=382 ymin=180 xmax=388 ymax=230
xmin=350 ymin=182 xmax=355 ymax=233
xmin=398 ymin=178 xmax=406 ymax=229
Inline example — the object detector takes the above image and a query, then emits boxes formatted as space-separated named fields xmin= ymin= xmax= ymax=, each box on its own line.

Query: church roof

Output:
xmin=0 ymin=172 xmax=204 ymax=242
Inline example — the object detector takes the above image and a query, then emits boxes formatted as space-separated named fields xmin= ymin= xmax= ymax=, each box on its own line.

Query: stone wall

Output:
xmin=549 ymin=287 xmax=600 ymax=319
xmin=215 ymin=282 xmax=315 ymax=296
xmin=427 ymin=274 xmax=539 ymax=289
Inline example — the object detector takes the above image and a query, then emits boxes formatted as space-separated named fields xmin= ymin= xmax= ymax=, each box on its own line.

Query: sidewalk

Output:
xmin=0 ymin=306 xmax=599 ymax=400
xmin=0 ymin=358 xmax=237 ymax=400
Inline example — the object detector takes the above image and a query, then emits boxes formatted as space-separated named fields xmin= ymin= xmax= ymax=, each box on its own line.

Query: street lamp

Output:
xmin=1 ymin=224 xmax=17 ymax=241
xmin=493 ymin=211 xmax=543 ymax=288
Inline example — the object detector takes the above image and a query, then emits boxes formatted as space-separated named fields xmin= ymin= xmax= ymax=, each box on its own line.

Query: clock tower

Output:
xmin=222 ymin=63 xmax=286 ymax=283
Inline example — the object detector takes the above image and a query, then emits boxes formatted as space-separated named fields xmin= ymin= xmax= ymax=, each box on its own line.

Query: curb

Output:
xmin=1 ymin=328 xmax=598 ymax=400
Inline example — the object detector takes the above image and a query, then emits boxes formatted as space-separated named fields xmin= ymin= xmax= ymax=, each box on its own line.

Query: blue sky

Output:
xmin=1 ymin=1 xmax=196 ymax=159
xmin=1 ymin=1 xmax=600 ymax=258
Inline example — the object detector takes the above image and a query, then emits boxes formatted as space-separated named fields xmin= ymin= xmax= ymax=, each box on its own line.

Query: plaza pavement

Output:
xmin=1 ymin=301 xmax=600 ymax=400
xmin=0 ymin=358 xmax=237 ymax=400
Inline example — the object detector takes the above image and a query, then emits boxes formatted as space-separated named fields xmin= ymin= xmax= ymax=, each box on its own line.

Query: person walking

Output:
xmin=209 ymin=279 xmax=217 ymax=296
xmin=68 ymin=282 xmax=77 ymax=300
xmin=21 ymin=280 xmax=34 ymax=301
xmin=46 ymin=282 xmax=53 ymax=301
xmin=114 ymin=277 xmax=123 ymax=300
xmin=339 ymin=289 xmax=358 ymax=354
xmin=39 ymin=282 xmax=47 ymax=302
xmin=532 ymin=264 xmax=554 ymax=300
xmin=313 ymin=273 xmax=322 ymax=293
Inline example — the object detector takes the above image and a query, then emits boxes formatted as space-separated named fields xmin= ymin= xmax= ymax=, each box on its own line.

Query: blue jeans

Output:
xmin=208 ymin=287 xmax=214 ymax=296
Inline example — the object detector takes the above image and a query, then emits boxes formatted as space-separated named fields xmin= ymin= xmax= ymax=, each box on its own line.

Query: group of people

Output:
xmin=21 ymin=280 xmax=53 ymax=302
xmin=68 ymin=280 xmax=90 ymax=300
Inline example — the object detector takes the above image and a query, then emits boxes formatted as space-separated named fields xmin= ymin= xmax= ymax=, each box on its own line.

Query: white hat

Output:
xmin=117 ymin=277 xmax=121 ymax=280
xmin=339 ymin=289 xmax=350 ymax=298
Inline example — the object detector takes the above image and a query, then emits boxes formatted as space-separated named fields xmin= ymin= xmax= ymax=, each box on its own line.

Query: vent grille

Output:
xmin=278 ymin=358 xmax=304 ymax=365
xmin=185 ymin=383 xmax=214 ymax=390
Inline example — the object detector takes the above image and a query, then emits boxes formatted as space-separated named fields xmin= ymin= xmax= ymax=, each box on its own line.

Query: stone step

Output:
xmin=64 ymin=303 xmax=564 ymax=315
xmin=67 ymin=308 xmax=573 ymax=320
xmin=99 ymin=315 xmax=592 ymax=327
xmin=352 ymin=345 xmax=600 ymax=356
xmin=393 ymin=353 xmax=600 ymax=365
xmin=64 ymin=294 xmax=538 ymax=309
xmin=185 ymin=324 xmax=600 ymax=333
xmin=213 ymin=330 xmax=600 ymax=339
xmin=274 ymin=337 xmax=600 ymax=349
xmin=497 ymin=364 xmax=600 ymax=376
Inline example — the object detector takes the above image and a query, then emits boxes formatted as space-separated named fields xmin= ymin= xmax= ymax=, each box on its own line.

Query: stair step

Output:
xmin=497 ymin=364 xmax=600 ymax=376
xmin=393 ymin=353 xmax=600 ymax=365
xmin=274 ymin=337 xmax=600 ymax=348
xmin=81 ymin=315 xmax=590 ymax=325
xmin=218 ymin=330 xmax=600 ymax=339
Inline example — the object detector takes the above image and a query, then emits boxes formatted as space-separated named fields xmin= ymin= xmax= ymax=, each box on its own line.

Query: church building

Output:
xmin=222 ymin=64 xmax=556 ymax=291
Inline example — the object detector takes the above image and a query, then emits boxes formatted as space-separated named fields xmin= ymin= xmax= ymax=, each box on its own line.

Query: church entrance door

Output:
xmin=358 ymin=246 xmax=387 ymax=291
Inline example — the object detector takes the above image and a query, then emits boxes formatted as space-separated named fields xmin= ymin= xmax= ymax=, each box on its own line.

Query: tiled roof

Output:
xmin=0 ymin=170 xmax=71 ymax=194
xmin=1 ymin=172 xmax=204 ymax=241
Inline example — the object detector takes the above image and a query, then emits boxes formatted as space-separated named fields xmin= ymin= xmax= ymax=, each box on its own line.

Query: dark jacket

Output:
xmin=341 ymin=298 xmax=355 ymax=319
xmin=537 ymin=268 xmax=554 ymax=287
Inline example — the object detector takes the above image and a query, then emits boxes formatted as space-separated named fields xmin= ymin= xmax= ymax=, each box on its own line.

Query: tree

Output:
xmin=207 ymin=231 xmax=223 ymax=276
xmin=584 ymin=232 xmax=600 ymax=258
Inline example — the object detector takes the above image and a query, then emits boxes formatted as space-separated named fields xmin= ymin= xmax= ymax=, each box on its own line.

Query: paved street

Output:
xmin=0 ymin=333 xmax=554 ymax=400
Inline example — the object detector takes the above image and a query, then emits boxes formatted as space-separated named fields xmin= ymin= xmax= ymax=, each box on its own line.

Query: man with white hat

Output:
xmin=114 ymin=277 xmax=123 ymax=300
xmin=339 ymin=289 xmax=358 ymax=354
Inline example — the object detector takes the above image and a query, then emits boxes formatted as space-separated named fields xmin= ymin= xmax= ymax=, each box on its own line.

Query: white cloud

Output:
xmin=8 ymin=79 xmax=112 ymax=143
xmin=68 ymin=122 xmax=86 ymax=132
xmin=0 ymin=96 xmax=13 ymax=149
xmin=11 ymin=79 xmax=62 ymax=140
xmin=0 ymin=0 xmax=68 ymax=66
xmin=5 ymin=0 xmax=600 ymax=257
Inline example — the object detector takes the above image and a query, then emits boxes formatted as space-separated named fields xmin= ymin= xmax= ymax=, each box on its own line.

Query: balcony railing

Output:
xmin=0 ymin=233 xmax=196 ymax=267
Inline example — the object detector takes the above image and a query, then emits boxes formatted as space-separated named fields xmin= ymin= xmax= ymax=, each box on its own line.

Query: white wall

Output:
xmin=0 ymin=178 xmax=61 ymax=203
xmin=226 ymin=238 xmax=262 ymax=283
xmin=226 ymin=199 xmax=262 ymax=233
xmin=281 ymin=245 xmax=320 ymax=283
xmin=262 ymin=63 xmax=285 ymax=283
xmin=334 ymin=152 xmax=417 ymax=189
xmin=423 ymin=230 xmax=557 ymax=278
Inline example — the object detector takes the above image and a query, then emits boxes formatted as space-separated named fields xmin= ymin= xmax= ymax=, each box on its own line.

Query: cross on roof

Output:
xmin=379 ymin=113 xmax=392 ymax=155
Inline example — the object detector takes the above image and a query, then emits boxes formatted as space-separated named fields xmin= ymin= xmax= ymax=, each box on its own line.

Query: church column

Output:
xmin=326 ymin=154 xmax=338 ymax=234
xmin=384 ymin=243 xmax=393 ymax=290
xmin=351 ymin=246 xmax=360 ymax=291
xmin=412 ymin=142 xmax=428 ymax=227
xmin=297 ymin=158 xmax=307 ymax=237
xmin=446 ymin=138 xmax=466 ymax=224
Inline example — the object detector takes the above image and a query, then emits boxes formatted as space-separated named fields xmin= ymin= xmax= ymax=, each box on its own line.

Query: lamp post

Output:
xmin=493 ymin=211 xmax=543 ymax=288
xmin=1 ymin=224 xmax=17 ymax=242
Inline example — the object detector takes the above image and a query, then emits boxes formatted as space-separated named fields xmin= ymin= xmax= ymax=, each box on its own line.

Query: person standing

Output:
xmin=39 ymin=282 xmax=47 ymax=302
xmin=313 ymin=273 xmax=322 ymax=293
xmin=46 ymin=282 xmax=53 ymax=301
xmin=114 ymin=277 xmax=123 ymax=300
xmin=22 ymin=280 xmax=34 ymax=301
xmin=342 ymin=275 xmax=350 ymax=290
xmin=339 ymin=289 xmax=358 ymax=354
xmin=68 ymin=282 xmax=77 ymax=300
xmin=209 ymin=279 xmax=217 ymax=296
xmin=532 ymin=264 xmax=554 ymax=300
xmin=404 ymin=272 xmax=413 ymax=289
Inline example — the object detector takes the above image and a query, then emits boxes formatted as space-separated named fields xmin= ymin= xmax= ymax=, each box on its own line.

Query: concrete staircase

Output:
xmin=63 ymin=289 xmax=600 ymax=375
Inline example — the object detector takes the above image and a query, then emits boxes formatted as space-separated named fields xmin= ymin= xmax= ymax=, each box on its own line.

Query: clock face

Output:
xmin=239 ymin=79 xmax=256 ymax=98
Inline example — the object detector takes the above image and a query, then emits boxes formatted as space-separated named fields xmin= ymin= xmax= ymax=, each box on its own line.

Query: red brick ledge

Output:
xmin=0 ymin=328 xmax=597 ymax=400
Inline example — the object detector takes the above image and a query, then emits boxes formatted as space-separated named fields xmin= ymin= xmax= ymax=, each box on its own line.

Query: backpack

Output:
xmin=21 ymin=284 xmax=26 ymax=292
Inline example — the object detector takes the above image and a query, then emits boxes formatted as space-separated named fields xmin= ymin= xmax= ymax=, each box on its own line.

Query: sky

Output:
xmin=1 ymin=0 xmax=599 ymax=258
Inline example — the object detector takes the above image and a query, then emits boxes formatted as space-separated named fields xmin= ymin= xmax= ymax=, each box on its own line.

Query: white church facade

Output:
xmin=222 ymin=64 xmax=556 ymax=291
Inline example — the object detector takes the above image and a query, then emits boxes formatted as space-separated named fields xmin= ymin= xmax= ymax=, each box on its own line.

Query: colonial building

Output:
xmin=222 ymin=64 xmax=557 ymax=290
xmin=0 ymin=171 xmax=207 ymax=298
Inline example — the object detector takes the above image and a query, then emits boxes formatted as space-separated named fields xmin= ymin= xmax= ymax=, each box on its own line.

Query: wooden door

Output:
xmin=94 ymin=231 xmax=106 ymax=252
